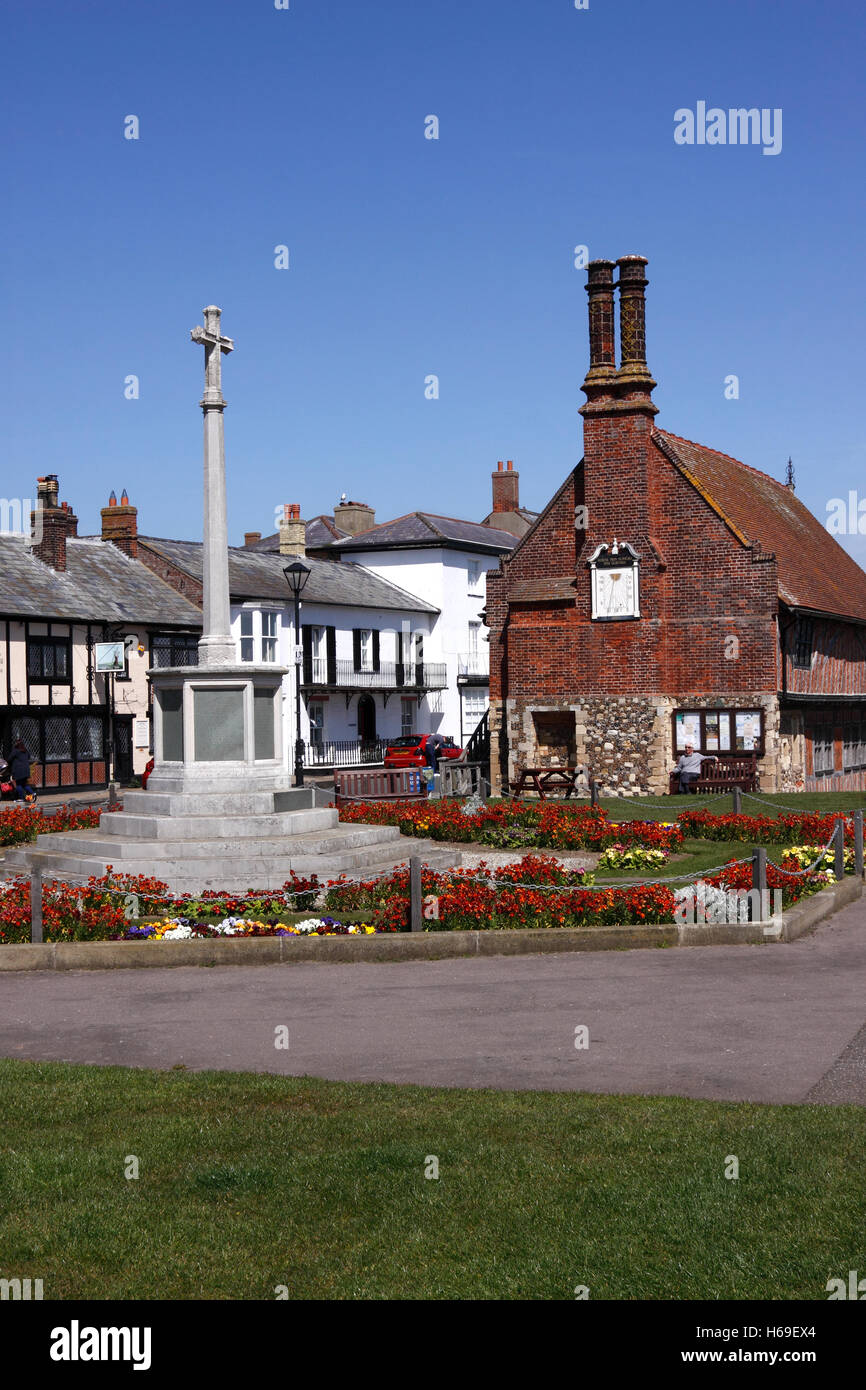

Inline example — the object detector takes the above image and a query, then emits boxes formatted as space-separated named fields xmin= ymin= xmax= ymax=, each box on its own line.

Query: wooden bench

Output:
xmin=669 ymin=754 xmax=758 ymax=795
xmin=334 ymin=768 xmax=426 ymax=806
xmin=510 ymin=766 xmax=586 ymax=800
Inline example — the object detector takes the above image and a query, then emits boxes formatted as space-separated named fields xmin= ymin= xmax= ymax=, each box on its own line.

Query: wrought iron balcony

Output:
xmin=302 ymin=658 xmax=447 ymax=691
xmin=457 ymin=652 xmax=489 ymax=681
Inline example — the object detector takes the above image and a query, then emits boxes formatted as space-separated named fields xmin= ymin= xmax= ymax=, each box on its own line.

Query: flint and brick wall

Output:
xmin=488 ymin=454 xmax=781 ymax=794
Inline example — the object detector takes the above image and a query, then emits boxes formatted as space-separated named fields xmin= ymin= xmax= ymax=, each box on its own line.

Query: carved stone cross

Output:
xmin=191 ymin=305 xmax=234 ymax=406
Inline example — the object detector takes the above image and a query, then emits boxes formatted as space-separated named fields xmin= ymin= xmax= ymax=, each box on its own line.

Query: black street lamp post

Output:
xmin=283 ymin=560 xmax=311 ymax=787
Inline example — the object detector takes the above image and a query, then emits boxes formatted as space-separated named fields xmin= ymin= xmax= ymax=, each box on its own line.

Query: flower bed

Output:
xmin=339 ymin=798 xmax=861 ymax=855
xmin=597 ymin=844 xmax=669 ymax=872
xmin=783 ymin=843 xmax=854 ymax=874
xmin=322 ymin=855 xmax=670 ymax=931
xmin=0 ymin=870 xmax=335 ymax=945
xmin=673 ymin=855 xmax=829 ymax=923
xmin=0 ymin=871 xmax=166 ymax=944
xmin=324 ymin=844 xmax=850 ymax=932
xmin=676 ymin=809 xmax=854 ymax=845
xmin=121 ymin=916 xmax=377 ymax=941
xmin=337 ymin=799 xmax=684 ymax=852
xmin=0 ymin=845 xmax=846 ymax=942
xmin=0 ymin=802 xmax=114 ymax=848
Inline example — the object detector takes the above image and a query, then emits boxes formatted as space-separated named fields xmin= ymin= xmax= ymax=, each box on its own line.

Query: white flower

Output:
xmin=161 ymin=923 xmax=193 ymax=940
xmin=212 ymin=916 xmax=251 ymax=935
xmin=292 ymin=918 xmax=327 ymax=935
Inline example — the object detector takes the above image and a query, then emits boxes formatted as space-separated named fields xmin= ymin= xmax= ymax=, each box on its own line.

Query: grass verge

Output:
xmin=593 ymin=838 xmax=794 ymax=883
xmin=0 ymin=1060 xmax=862 ymax=1300
xmin=598 ymin=790 xmax=866 ymax=821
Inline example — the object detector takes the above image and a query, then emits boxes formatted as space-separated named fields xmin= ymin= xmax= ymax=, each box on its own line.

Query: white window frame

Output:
xmin=310 ymin=626 xmax=327 ymax=683
xmin=240 ymin=610 xmax=254 ymax=663
xmin=462 ymin=689 xmax=488 ymax=733
xmin=261 ymin=610 xmax=278 ymax=663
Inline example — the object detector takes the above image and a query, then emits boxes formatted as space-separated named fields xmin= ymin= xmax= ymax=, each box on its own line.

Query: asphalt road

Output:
xmin=2 ymin=898 xmax=865 ymax=1104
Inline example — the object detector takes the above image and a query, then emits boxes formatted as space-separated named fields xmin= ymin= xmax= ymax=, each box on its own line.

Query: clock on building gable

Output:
xmin=589 ymin=540 xmax=640 ymax=620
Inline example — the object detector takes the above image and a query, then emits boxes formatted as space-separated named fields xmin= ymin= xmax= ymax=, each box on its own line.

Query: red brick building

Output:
xmin=487 ymin=255 xmax=866 ymax=796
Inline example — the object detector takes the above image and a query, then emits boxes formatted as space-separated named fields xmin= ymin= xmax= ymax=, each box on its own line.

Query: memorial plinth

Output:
xmin=148 ymin=663 xmax=289 ymax=795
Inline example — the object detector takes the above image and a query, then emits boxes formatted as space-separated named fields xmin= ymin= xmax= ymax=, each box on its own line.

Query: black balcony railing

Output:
xmin=303 ymin=738 xmax=386 ymax=768
xmin=302 ymin=659 xmax=447 ymax=691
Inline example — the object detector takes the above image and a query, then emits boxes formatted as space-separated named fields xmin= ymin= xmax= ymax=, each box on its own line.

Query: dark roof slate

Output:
xmin=329 ymin=512 xmax=519 ymax=553
xmin=0 ymin=537 xmax=203 ymax=625
xmin=139 ymin=537 xmax=438 ymax=613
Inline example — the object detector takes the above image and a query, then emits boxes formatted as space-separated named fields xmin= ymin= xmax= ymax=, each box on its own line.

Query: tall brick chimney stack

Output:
xmin=31 ymin=474 xmax=78 ymax=572
xmin=100 ymin=487 xmax=138 ymax=559
xmin=279 ymin=503 xmax=306 ymax=556
xmin=615 ymin=254 xmax=657 ymax=411
xmin=581 ymin=260 xmax=618 ymax=408
xmin=491 ymin=460 xmax=519 ymax=514
xmin=579 ymin=254 xmax=657 ymax=547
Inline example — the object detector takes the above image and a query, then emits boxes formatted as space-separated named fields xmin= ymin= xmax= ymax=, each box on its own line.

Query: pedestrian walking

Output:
xmin=8 ymin=739 xmax=36 ymax=803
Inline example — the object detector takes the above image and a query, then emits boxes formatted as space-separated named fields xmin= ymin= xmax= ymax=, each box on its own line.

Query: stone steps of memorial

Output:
xmin=14 ymin=824 xmax=399 ymax=861
xmin=3 ymin=835 xmax=456 ymax=893
xmin=119 ymin=789 xmax=336 ymax=817
xmin=99 ymin=807 xmax=339 ymax=841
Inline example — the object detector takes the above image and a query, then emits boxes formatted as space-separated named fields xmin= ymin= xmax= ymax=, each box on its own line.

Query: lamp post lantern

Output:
xmin=283 ymin=561 xmax=311 ymax=786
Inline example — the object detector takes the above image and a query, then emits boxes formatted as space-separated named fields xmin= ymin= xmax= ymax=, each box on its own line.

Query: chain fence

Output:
xmin=5 ymin=789 xmax=861 ymax=941
xmin=8 ymin=844 xmax=823 ymax=909
xmin=739 ymin=789 xmax=851 ymax=817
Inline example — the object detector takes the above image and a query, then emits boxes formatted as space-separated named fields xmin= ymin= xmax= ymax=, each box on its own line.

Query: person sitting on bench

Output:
xmin=673 ymin=743 xmax=711 ymax=794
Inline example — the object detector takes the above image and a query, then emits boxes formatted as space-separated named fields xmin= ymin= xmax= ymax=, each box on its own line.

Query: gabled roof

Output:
xmin=329 ymin=512 xmax=519 ymax=555
xmin=655 ymin=431 xmax=866 ymax=622
xmin=245 ymin=515 xmax=349 ymax=552
xmin=139 ymin=537 xmax=438 ymax=613
xmin=0 ymin=536 xmax=203 ymax=626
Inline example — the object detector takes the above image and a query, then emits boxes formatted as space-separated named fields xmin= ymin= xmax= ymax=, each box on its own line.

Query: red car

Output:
xmin=383 ymin=734 xmax=463 ymax=769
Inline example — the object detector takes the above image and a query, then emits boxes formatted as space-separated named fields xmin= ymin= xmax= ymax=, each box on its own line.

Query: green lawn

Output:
xmin=592 ymin=838 xmax=786 ymax=883
xmin=1 ymin=1060 xmax=862 ymax=1300
xmin=597 ymin=790 xmax=866 ymax=822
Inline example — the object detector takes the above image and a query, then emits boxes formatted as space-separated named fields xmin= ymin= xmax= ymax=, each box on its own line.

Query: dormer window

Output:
xmin=589 ymin=539 xmax=640 ymax=620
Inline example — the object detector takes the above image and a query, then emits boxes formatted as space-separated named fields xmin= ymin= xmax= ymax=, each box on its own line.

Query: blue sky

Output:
xmin=3 ymin=0 xmax=865 ymax=561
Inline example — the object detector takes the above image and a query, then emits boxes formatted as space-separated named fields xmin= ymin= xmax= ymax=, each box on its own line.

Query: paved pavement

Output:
xmin=2 ymin=898 xmax=865 ymax=1104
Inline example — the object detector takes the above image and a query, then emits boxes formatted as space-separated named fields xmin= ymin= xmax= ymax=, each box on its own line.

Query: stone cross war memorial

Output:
xmin=3 ymin=307 xmax=425 ymax=892
xmin=146 ymin=305 xmax=290 ymax=798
